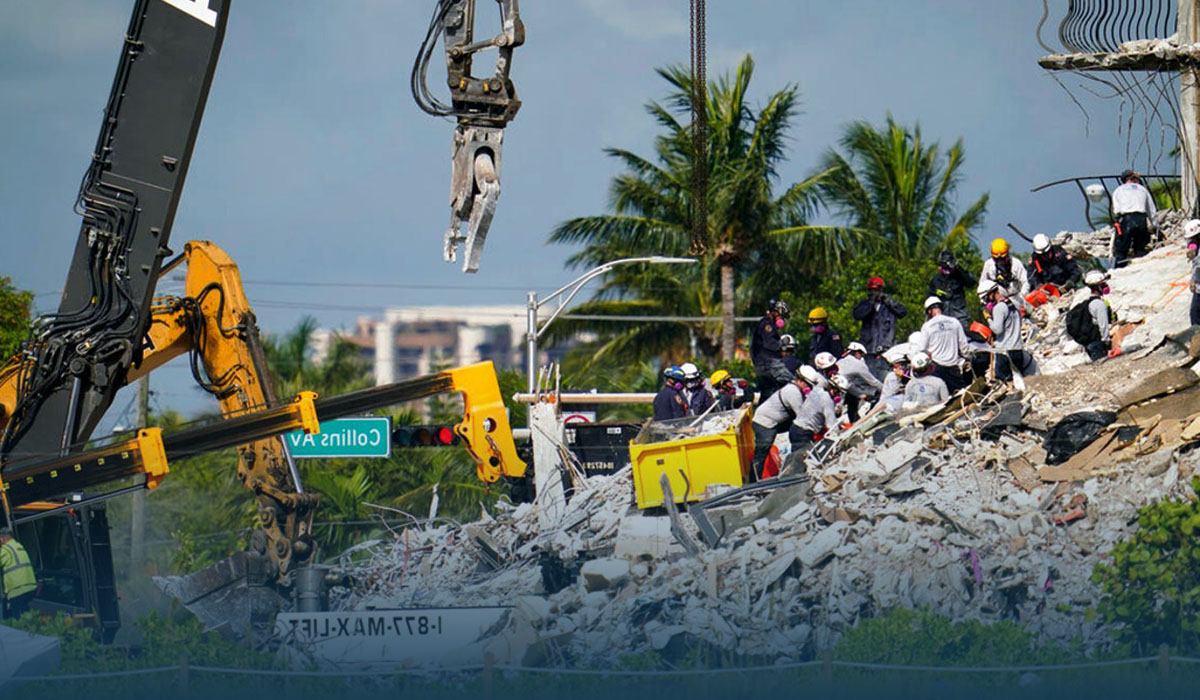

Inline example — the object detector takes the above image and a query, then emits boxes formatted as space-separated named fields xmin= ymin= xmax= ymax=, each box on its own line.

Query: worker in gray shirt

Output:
xmin=903 ymin=351 xmax=949 ymax=408
xmin=789 ymin=373 xmax=843 ymax=459
xmin=917 ymin=296 xmax=972 ymax=392
xmin=1186 ymin=219 xmax=1200 ymax=326
xmin=750 ymin=365 xmax=821 ymax=480
xmin=837 ymin=342 xmax=883 ymax=422
xmin=1083 ymin=270 xmax=1116 ymax=361
xmin=980 ymin=281 xmax=1034 ymax=375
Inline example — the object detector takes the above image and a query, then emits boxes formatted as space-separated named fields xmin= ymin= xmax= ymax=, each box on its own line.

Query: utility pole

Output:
xmin=1181 ymin=0 xmax=1199 ymax=213
xmin=130 ymin=376 xmax=149 ymax=570
xmin=1038 ymin=0 xmax=1200 ymax=215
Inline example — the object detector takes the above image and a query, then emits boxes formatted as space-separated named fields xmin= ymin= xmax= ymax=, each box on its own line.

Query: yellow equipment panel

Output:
xmin=630 ymin=407 xmax=754 ymax=509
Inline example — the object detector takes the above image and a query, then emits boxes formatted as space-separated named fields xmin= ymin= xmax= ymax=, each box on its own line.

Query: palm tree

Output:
xmin=817 ymin=115 xmax=989 ymax=262
xmin=549 ymin=55 xmax=848 ymax=362
xmin=261 ymin=316 xmax=371 ymax=400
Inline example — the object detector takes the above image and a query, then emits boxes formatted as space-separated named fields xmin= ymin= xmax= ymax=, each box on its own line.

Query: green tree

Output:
xmin=261 ymin=315 xmax=371 ymax=400
xmin=1092 ymin=476 xmax=1200 ymax=653
xmin=818 ymin=114 xmax=989 ymax=262
xmin=549 ymin=55 xmax=847 ymax=364
xmin=0 ymin=276 xmax=34 ymax=360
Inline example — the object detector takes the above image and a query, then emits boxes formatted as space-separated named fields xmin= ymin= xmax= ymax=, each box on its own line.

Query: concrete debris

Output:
xmin=322 ymin=216 xmax=1200 ymax=669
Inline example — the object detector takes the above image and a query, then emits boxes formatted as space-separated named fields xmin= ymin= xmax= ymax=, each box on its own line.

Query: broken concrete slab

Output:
xmin=580 ymin=559 xmax=631 ymax=591
xmin=798 ymin=522 xmax=848 ymax=568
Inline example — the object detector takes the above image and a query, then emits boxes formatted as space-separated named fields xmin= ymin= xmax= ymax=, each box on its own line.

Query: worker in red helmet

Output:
xmin=852 ymin=275 xmax=908 ymax=368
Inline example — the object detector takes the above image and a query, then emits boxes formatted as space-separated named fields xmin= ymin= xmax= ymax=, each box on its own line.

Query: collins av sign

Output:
xmin=285 ymin=416 xmax=392 ymax=458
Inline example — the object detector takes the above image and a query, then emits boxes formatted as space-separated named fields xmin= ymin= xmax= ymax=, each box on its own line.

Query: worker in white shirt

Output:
xmin=903 ymin=352 xmax=950 ymax=409
xmin=750 ymin=365 xmax=815 ymax=480
xmin=917 ymin=296 xmax=972 ymax=392
xmin=788 ymin=371 xmax=841 ymax=462
xmin=980 ymin=238 xmax=1029 ymax=311
xmin=1111 ymin=169 xmax=1157 ymax=268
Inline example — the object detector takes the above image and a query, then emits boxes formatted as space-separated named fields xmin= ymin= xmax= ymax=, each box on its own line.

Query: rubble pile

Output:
xmin=327 ymin=220 xmax=1200 ymax=668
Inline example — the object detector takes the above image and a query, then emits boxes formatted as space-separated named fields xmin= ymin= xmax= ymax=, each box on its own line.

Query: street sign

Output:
xmin=285 ymin=416 xmax=392 ymax=458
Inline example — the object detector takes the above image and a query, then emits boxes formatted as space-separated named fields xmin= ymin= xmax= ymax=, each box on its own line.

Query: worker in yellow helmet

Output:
xmin=0 ymin=528 xmax=37 ymax=619
xmin=980 ymin=237 xmax=1029 ymax=311
xmin=709 ymin=369 xmax=751 ymax=411
xmin=807 ymin=307 xmax=843 ymax=361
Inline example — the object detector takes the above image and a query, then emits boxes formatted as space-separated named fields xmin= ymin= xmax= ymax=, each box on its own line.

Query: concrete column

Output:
xmin=374 ymin=318 xmax=394 ymax=386
xmin=1181 ymin=0 xmax=1199 ymax=215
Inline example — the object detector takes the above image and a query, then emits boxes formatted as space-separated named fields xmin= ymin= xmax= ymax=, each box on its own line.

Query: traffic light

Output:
xmin=392 ymin=424 xmax=460 ymax=448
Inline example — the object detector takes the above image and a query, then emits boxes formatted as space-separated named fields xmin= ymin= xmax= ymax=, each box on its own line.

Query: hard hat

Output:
xmin=990 ymin=238 xmax=1010 ymax=257
xmin=867 ymin=276 xmax=885 ymax=291
xmin=924 ymin=296 xmax=944 ymax=311
xmin=1084 ymin=183 xmax=1107 ymax=202
xmin=968 ymin=321 xmax=994 ymax=342
xmin=663 ymin=365 xmax=685 ymax=382
xmin=797 ymin=364 xmax=824 ymax=387
xmin=977 ymin=279 xmax=999 ymax=299
xmin=908 ymin=331 xmax=926 ymax=347
xmin=883 ymin=345 xmax=910 ymax=364
xmin=768 ymin=298 xmax=790 ymax=317
xmin=780 ymin=333 xmax=797 ymax=350
xmin=1032 ymin=233 xmax=1051 ymax=253
xmin=680 ymin=362 xmax=701 ymax=380
xmin=807 ymin=307 xmax=829 ymax=324
xmin=909 ymin=351 xmax=931 ymax=370
xmin=1120 ymin=168 xmax=1138 ymax=182
xmin=830 ymin=374 xmax=851 ymax=392
xmin=847 ymin=341 xmax=867 ymax=355
xmin=1084 ymin=270 xmax=1109 ymax=287
xmin=1184 ymin=219 xmax=1200 ymax=238
xmin=710 ymin=369 xmax=731 ymax=386
xmin=814 ymin=352 xmax=837 ymax=370
xmin=938 ymin=249 xmax=956 ymax=267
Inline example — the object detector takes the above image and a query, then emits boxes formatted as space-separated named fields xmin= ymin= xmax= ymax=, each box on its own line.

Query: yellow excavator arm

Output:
xmin=1 ymin=240 xmax=525 ymax=585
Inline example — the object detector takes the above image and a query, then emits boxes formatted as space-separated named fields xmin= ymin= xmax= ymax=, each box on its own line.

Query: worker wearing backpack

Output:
xmin=1065 ymin=271 xmax=1117 ymax=361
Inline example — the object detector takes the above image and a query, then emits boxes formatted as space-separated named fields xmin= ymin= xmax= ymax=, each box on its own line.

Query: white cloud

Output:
xmin=580 ymin=0 xmax=687 ymax=41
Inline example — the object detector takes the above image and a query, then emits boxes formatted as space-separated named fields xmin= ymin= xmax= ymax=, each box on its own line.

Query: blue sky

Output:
xmin=1 ymin=1 xmax=1156 ymax=418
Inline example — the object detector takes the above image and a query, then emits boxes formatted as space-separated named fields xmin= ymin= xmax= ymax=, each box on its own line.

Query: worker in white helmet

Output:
xmin=1027 ymin=233 xmax=1081 ymax=291
xmin=916 ymin=296 xmax=972 ymax=392
xmin=1185 ymin=219 xmax=1200 ymax=326
xmin=903 ymin=351 xmax=949 ymax=409
xmin=836 ymin=342 xmax=883 ymax=423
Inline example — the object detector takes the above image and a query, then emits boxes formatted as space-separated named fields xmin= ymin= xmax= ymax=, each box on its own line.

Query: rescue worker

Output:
xmin=813 ymin=351 xmax=839 ymax=379
xmin=903 ymin=351 xmax=950 ymax=409
xmin=927 ymin=249 xmax=975 ymax=328
xmin=653 ymin=366 xmax=689 ymax=420
xmin=1111 ymin=169 xmax=1157 ymax=267
xmin=1083 ymin=271 xmax=1118 ymax=361
xmin=877 ymin=352 xmax=911 ymax=414
xmin=709 ymin=370 xmax=751 ymax=411
xmin=980 ymin=280 xmax=1034 ymax=376
xmin=852 ymin=276 xmax=908 ymax=354
xmin=1027 ymin=233 xmax=1081 ymax=291
xmin=750 ymin=366 xmax=813 ymax=480
xmin=980 ymin=238 xmax=1030 ymax=311
xmin=681 ymin=362 xmax=713 ymax=416
xmin=965 ymin=320 xmax=1015 ymax=383
xmin=917 ymin=296 xmax=972 ymax=392
xmin=1185 ymin=219 xmax=1200 ymax=326
xmin=787 ymin=369 xmax=841 ymax=467
xmin=807 ymin=307 xmax=844 ymax=360
xmin=837 ymin=342 xmax=883 ymax=423
xmin=1 ymin=528 xmax=36 ymax=619
xmin=779 ymin=334 xmax=802 ymax=375
xmin=751 ymin=298 xmax=793 ymax=403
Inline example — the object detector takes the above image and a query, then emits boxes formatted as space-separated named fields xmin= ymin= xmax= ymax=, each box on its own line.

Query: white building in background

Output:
xmin=312 ymin=305 xmax=545 ymax=385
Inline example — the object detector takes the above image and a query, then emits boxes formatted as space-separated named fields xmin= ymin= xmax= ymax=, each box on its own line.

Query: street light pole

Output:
xmin=525 ymin=256 xmax=697 ymax=393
